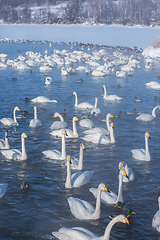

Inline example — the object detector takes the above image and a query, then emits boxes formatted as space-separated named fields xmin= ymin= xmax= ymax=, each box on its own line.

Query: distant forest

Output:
xmin=0 ymin=0 xmax=160 ymax=26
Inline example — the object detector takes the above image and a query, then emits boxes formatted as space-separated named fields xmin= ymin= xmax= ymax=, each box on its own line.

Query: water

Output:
xmin=0 ymin=40 xmax=160 ymax=240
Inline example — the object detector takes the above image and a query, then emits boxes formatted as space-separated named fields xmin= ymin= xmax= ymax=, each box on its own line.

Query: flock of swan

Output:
xmin=0 ymin=41 xmax=160 ymax=239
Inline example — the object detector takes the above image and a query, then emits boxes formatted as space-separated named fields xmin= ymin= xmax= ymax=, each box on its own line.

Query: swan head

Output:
xmin=81 ymin=142 xmax=86 ymax=151
xmin=72 ymin=91 xmax=76 ymax=96
xmin=145 ymin=132 xmax=150 ymax=139
xmin=98 ymin=183 xmax=111 ymax=192
xmin=120 ymin=169 xmax=129 ymax=178
xmin=20 ymin=181 xmax=30 ymax=190
xmin=62 ymin=130 xmax=68 ymax=136
xmin=15 ymin=106 xmax=21 ymax=112
xmin=118 ymin=161 xmax=125 ymax=171
xmin=21 ymin=133 xmax=28 ymax=139
xmin=53 ymin=112 xmax=61 ymax=118
xmin=114 ymin=214 xmax=130 ymax=225
xmin=107 ymin=113 xmax=114 ymax=118
xmin=5 ymin=130 xmax=8 ymax=138
xmin=111 ymin=122 xmax=114 ymax=129
xmin=67 ymin=155 xmax=71 ymax=164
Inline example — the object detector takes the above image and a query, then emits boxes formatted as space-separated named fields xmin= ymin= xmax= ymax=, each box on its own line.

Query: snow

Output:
xmin=0 ymin=24 xmax=160 ymax=55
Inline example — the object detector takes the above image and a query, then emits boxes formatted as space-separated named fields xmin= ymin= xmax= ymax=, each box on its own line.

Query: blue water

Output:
xmin=0 ymin=40 xmax=160 ymax=240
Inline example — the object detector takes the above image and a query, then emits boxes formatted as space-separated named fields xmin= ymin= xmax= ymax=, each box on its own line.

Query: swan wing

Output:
xmin=82 ymin=133 xmax=110 ymax=144
xmin=79 ymin=119 xmax=94 ymax=129
xmin=84 ymin=127 xmax=109 ymax=135
xmin=1 ymin=149 xmax=21 ymax=160
xmin=29 ymin=119 xmax=42 ymax=127
xmin=71 ymin=171 xmax=94 ymax=188
xmin=152 ymin=210 xmax=160 ymax=232
xmin=0 ymin=139 xmax=5 ymax=149
xmin=136 ymin=113 xmax=153 ymax=121
xmin=131 ymin=149 xmax=146 ymax=160
xmin=68 ymin=197 xmax=94 ymax=219
xmin=0 ymin=118 xmax=17 ymax=126
xmin=77 ymin=102 xmax=94 ymax=109
xmin=50 ymin=121 xmax=68 ymax=130
xmin=0 ymin=183 xmax=8 ymax=198
xmin=42 ymin=150 xmax=62 ymax=160
xmin=89 ymin=188 xmax=117 ymax=205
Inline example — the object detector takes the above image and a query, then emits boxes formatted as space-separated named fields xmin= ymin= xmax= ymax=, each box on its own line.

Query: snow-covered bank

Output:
xmin=1 ymin=24 xmax=160 ymax=50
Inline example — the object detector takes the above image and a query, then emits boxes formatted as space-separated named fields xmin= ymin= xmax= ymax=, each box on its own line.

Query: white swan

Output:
xmin=116 ymin=70 xmax=128 ymax=78
xmin=50 ymin=112 xmax=68 ymax=130
xmin=0 ymin=106 xmax=20 ymax=126
xmin=136 ymin=105 xmax=160 ymax=121
xmin=69 ymin=143 xmax=86 ymax=170
xmin=79 ymin=119 xmax=94 ymax=129
xmin=73 ymin=91 xmax=96 ymax=109
xmin=31 ymin=96 xmax=57 ymax=103
xmin=131 ymin=132 xmax=151 ymax=161
xmin=118 ymin=162 xmax=135 ymax=182
xmin=42 ymin=130 xmax=67 ymax=160
xmin=84 ymin=113 xmax=114 ymax=135
xmin=82 ymin=122 xmax=115 ymax=144
xmin=67 ymin=183 xmax=109 ymax=220
xmin=0 ymin=183 xmax=8 ymax=198
xmin=65 ymin=155 xmax=94 ymax=188
xmin=90 ymin=97 xmax=101 ymax=115
xmin=0 ymin=130 xmax=10 ymax=149
xmin=29 ymin=106 xmax=42 ymax=128
xmin=52 ymin=214 xmax=129 ymax=240
xmin=152 ymin=196 xmax=160 ymax=232
xmin=45 ymin=76 xmax=52 ymax=84
xmin=89 ymin=169 xmax=127 ymax=205
xmin=1 ymin=133 xmax=28 ymax=160
xmin=50 ymin=117 xmax=79 ymax=138
xmin=102 ymin=85 xmax=122 ymax=101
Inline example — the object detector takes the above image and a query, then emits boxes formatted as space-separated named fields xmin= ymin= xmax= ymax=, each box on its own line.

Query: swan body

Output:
xmin=52 ymin=214 xmax=129 ymax=240
xmin=103 ymin=85 xmax=122 ymax=101
xmin=89 ymin=169 xmax=127 ymax=205
xmin=116 ymin=70 xmax=128 ymax=78
xmin=1 ymin=133 xmax=28 ymax=160
xmin=50 ymin=112 xmax=68 ymax=130
xmin=152 ymin=196 xmax=160 ymax=232
xmin=84 ymin=113 xmax=114 ymax=135
xmin=73 ymin=92 xmax=95 ymax=109
xmin=0 ymin=130 xmax=10 ymax=149
xmin=145 ymin=81 xmax=160 ymax=90
xmin=42 ymin=130 xmax=67 ymax=160
xmin=67 ymin=183 xmax=109 ymax=220
xmin=118 ymin=162 xmax=135 ymax=182
xmin=79 ymin=119 xmax=94 ymax=129
xmin=50 ymin=117 xmax=79 ymax=138
xmin=45 ymin=76 xmax=52 ymax=84
xmin=131 ymin=132 xmax=151 ymax=161
xmin=0 ymin=183 xmax=8 ymax=198
xmin=29 ymin=106 xmax=42 ymax=128
xmin=31 ymin=96 xmax=57 ymax=103
xmin=69 ymin=143 xmax=86 ymax=170
xmin=0 ymin=106 xmax=20 ymax=126
xmin=65 ymin=156 xmax=94 ymax=188
xmin=136 ymin=105 xmax=160 ymax=121
xmin=82 ymin=123 xmax=115 ymax=144
xmin=61 ymin=67 xmax=68 ymax=76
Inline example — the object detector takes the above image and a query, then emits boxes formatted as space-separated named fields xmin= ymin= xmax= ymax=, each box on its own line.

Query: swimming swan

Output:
xmin=72 ymin=91 xmax=96 ymax=109
xmin=84 ymin=113 xmax=114 ymax=135
xmin=45 ymin=76 xmax=52 ymax=84
xmin=0 ymin=130 xmax=10 ymax=149
xmin=152 ymin=196 xmax=160 ymax=233
xmin=31 ymin=96 xmax=57 ymax=103
xmin=82 ymin=122 xmax=115 ymax=144
xmin=118 ymin=162 xmax=135 ymax=182
xmin=29 ymin=106 xmax=42 ymax=128
xmin=42 ymin=130 xmax=67 ymax=160
xmin=1 ymin=133 xmax=28 ymax=160
xmin=0 ymin=183 xmax=8 ymax=198
xmin=65 ymin=155 xmax=94 ymax=188
xmin=50 ymin=117 xmax=79 ymax=138
xmin=0 ymin=106 xmax=20 ymax=126
xmin=50 ymin=112 xmax=68 ymax=130
xmin=89 ymin=169 xmax=127 ymax=205
xmin=69 ymin=143 xmax=86 ymax=170
xmin=52 ymin=214 xmax=129 ymax=240
xmin=136 ymin=105 xmax=160 ymax=121
xmin=131 ymin=132 xmax=151 ymax=161
xmin=102 ymin=85 xmax=122 ymax=101
xmin=67 ymin=183 xmax=109 ymax=220
xmin=90 ymin=97 xmax=101 ymax=115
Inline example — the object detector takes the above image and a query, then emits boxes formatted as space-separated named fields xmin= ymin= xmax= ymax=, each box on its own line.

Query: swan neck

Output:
xmin=5 ymin=135 xmax=9 ymax=149
xmin=145 ymin=135 xmax=150 ymax=160
xmin=65 ymin=161 xmax=72 ymax=188
xmin=103 ymin=86 xmax=107 ymax=98
xmin=13 ymin=108 xmax=17 ymax=122
xmin=91 ymin=187 xmax=102 ymax=219
xmin=21 ymin=136 xmax=27 ymax=160
xmin=110 ymin=127 xmax=115 ymax=143
xmin=58 ymin=114 xmax=64 ymax=121
xmin=34 ymin=107 xmax=37 ymax=120
xmin=117 ymin=172 xmax=123 ymax=203
xmin=61 ymin=134 xmax=66 ymax=160
xmin=77 ymin=145 xmax=83 ymax=170
xmin=94 ymin=98 xmax=98 ymax=108
xmin=106 ymin=115 xmax=110 ymax=131
xmin=74 ymin=93 xmax=78 ymax=107
xmin=73 ymin=119 xmax=78 ymax=136
xmin=103 ymin=216 xmax=120 ymax=240
xmin=159 ymin=200 xmax=160 ymax=210
xmin=152 ymin=106 xmax=158 ymax=117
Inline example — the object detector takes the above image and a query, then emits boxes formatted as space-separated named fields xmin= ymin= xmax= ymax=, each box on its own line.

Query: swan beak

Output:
xmin=68 ymin=157 xmax=71 ymax=164
xmin=53 ymin=114 xmax=56 ymax=118
xmin=64 ymin=131 xmax=68 ymax=136
xmin=125 ymin=218 xmax=130 ymax=225
xmin=157 ymin=186 xmax=160 ymax=189
xmin=18 ymin=108 xmax=21 ymax=111
xmin=123 ymin=171 xmax=129 ymax=178
xmin=118 ymin=167 xmax=121 ymax=171
xmin=132 ymin=211 xmax=136 ymax=214
xmin=104 ymin=187 xmax=111 ymax=193
xmin=111 ymin=114 xmax=114 ymax=118
xmin=147 ymin=133 xmax=150 ymax=138
xmin=25 ymin=134 xmax=28 ymax=138
xmin=76 ymin=118 xmax=79 ymax=121
xmin=111 ymin=123 xmax=114 ymax=128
